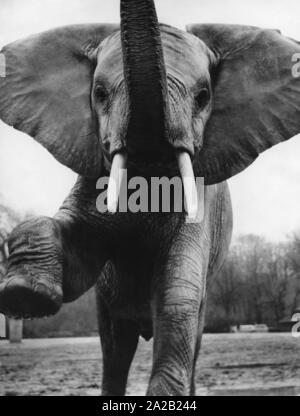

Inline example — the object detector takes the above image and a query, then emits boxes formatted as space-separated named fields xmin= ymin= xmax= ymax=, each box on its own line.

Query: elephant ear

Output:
xmin=187 ymin=24 xmax=300 ymax=185
xmin=0 ymin=24 xmax=119 ymax=177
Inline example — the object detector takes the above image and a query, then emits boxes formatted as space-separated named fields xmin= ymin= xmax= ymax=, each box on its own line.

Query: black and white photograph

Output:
xmin=0 ymin=0 xmax=300 ymax=400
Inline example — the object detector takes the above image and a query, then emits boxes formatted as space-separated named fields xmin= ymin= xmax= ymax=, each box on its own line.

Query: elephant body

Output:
xmin=98 ymin=189 xmax=231 ymax=395
xmin=60 ymin=176 xmax=232 ymax=395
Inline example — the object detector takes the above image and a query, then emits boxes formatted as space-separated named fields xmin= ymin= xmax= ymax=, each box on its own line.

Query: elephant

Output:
xmin=0 ymin=0 xmax=300 ymax=396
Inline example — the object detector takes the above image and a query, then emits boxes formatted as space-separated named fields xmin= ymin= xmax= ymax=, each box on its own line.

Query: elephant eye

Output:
xmin=195 ymin=88 xmax=210 ymax=110
xmin=94 ymin=84 xmax=108 ymax=104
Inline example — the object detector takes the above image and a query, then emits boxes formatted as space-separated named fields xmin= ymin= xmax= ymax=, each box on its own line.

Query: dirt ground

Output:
xmin=0 ymin=333 xmax=300 ymax=396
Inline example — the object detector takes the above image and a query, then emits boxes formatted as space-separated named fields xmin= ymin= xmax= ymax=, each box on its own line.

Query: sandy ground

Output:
xmin=0 ymin=333 xmax=300 ymax=396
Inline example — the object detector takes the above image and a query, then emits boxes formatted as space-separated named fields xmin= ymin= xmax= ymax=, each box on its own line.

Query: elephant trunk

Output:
xmin=120 ymin=0 xmax=169 ymax=156
xmin=107 ymin=0 xmax=199 ymax=219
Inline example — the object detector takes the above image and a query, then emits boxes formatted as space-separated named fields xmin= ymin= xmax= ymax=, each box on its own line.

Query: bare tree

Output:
xmin=210 ymin=250 xmax=242 ymax=323
xmin=235 ymin=235 xmax=269 ymax=323
xmin=262 ymin=244 xmax=290 ymax=321
xmin=208 ymin=234 xmax=298 ymax=329
xmin=286 ymin=233 xmax=300 ymax=313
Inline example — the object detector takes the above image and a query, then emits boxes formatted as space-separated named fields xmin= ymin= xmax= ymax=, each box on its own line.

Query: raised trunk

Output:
xmin=120 ymin=0 xmax=169 ymax=156
xmin=107 ymin=0 xmax=199 ymax=218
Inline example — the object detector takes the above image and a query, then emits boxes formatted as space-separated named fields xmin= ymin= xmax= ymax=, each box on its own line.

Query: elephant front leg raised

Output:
xmin=0 ymin=217 xmax=64 ymax=318
xmin=0 ymin=213 xmax=108 ymax=318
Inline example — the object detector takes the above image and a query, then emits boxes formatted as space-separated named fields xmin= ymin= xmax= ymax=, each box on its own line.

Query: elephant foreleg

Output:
xmin=147 ymin=227 xmax=209 ymax=396
xmin=147 ymin=285 xmax=203 ymax=395
xmin=0 ymin=213 xmax=108 ymax=318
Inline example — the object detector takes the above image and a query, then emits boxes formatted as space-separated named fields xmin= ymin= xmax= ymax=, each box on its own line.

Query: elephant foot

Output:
xmin=0 ymin=216 xmax=64 ymax=319
xmin=0 ymin=273 xmax=63 ymax=319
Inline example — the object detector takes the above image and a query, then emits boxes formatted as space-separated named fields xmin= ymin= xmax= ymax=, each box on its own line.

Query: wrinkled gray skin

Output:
xmin=63 ymin=178 xmax=231 ymax=396
xmin=1 ymin=0 xmax=300 ymax=397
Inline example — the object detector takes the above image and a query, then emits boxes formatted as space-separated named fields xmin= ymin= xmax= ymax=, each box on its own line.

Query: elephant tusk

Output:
xmin=176 ymin=152 xmax=198 ymax=220
xmin=107 ymin=153 xmax=127 ymax=213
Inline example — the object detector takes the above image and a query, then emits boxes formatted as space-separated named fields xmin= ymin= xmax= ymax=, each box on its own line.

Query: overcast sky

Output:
xmin=0 ymin=0 xmax=300 ymax=241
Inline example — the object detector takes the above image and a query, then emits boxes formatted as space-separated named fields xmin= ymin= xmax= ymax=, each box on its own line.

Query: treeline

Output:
xmin=206 ymin=234 xmax=300 ymax=331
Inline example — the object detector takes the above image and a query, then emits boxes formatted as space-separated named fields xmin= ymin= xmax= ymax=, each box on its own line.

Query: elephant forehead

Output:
xmin=96 ymin=25 xmax=210 ymax=87
xmin=161 ymin=25 xmax=211 ymax=85
xmin=96 ymin=32 xmax=124 ymax=81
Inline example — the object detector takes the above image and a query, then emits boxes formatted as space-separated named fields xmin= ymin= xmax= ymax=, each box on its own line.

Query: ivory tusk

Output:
xmin=176 ymin=152 xmax=198 ymax=220
xmin=107 ymin=153 xmax=127 ymax=213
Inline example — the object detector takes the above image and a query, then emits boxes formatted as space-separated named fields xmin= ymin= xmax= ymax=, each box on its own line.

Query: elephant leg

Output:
xmin=97 ymin=299 xmax=139 ymax=396
xmin=0 ymin=213 xmax=107 ymax=318
xmin=147 ymin=284 xmax=203 ymax=396
xmin=147 ymin=227 xmax=209 ymax=396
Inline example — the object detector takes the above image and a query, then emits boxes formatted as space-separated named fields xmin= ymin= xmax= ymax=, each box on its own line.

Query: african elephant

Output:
xmin=0 ymin=0 xmax=300 ymax=396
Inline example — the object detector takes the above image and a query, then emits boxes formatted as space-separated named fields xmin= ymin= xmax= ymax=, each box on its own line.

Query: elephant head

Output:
xmin=0 ymin=0 xmax=300 ymax=210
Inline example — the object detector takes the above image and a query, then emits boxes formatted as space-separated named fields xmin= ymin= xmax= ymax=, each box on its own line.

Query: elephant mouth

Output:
xmin=104 ymin=138 xmax=195 ymax=175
